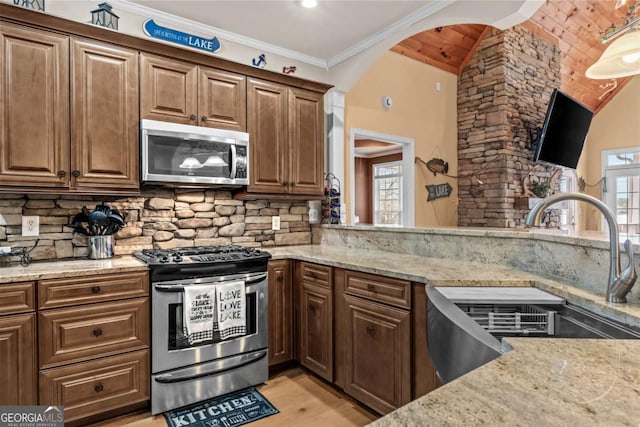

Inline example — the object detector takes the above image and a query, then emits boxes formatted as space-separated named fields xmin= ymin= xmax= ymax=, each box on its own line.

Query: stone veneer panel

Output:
xmin=457 ymin=25 xmax=562 ymax=228
xmin=0 ymin=189 xmax=311 ymax=262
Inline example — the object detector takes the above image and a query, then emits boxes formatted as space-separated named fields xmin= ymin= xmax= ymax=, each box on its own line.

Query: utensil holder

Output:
xmin=88 ymin=235 xmax=113 ymax=259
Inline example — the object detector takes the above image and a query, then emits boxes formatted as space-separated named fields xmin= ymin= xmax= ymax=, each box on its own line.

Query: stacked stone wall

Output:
xmin=0 ymin=189 xmax=311 ymax=262
xmin=457 ymin=24 xmax=562 ymax=228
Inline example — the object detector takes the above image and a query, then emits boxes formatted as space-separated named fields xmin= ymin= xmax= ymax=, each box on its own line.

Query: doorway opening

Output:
xmin=349 ymin=129 xmax=414 ymax=227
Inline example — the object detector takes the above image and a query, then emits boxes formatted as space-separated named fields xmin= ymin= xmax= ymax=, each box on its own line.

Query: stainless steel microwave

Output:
xmin=140 ymin=119 xmax=249 ymax=186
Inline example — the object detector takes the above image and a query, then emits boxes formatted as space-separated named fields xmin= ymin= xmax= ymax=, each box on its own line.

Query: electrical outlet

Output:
xmin=22 ymin=216 xmax=39 ymax=237
xmin=271 ymin=216 xmax=281 ymax=231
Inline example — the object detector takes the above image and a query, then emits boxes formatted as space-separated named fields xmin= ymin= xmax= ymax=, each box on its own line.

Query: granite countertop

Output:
xmin=371 ymin=338 xmax=640 ymax=427
xmin=0 ymin=256 xmax=147 ymax=282
xmin=2 ymin=244 xmax=639 ymax=426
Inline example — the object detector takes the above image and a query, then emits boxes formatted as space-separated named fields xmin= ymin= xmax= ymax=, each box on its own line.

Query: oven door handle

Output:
xmin=154 ymin=272 xmax=267 ymax=292
xmin=153 ymin=350 xmax=267 ymax=383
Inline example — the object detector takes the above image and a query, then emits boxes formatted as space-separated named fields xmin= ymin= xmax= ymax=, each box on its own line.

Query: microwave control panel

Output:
xmin=235 ymin=146 xmax=247 ymax=179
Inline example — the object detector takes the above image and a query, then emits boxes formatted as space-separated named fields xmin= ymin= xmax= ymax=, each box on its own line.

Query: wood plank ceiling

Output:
xmin=391 ymin=0 xmax=637 ymax=113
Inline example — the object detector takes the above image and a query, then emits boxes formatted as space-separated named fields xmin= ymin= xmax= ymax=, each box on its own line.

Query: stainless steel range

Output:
xmin=134 ymin=245 xmax=271 ymax=415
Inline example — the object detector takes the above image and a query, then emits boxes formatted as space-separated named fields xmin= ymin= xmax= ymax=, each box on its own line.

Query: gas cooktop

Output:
xmin=134 ymin=245 xmax=271 ymax=266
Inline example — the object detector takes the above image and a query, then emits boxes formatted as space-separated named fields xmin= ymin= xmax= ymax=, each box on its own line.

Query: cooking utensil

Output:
xmin=89 ymin=210 xmax=108 ymax=235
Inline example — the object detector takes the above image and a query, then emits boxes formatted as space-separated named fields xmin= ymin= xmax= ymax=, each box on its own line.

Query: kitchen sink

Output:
xmin=544 ymin=303 xmax=640 ymax=339
xmin=425 ymin=287 xmax=640 ymax=384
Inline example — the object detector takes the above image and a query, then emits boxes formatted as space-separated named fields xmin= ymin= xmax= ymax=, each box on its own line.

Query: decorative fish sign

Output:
xmin=252 ymin=54 xmax=267 ymax=68
xmin=426 ymin=158 xmax=449 ymax=176
xmin=143 ymin=19 xmax=221 ymax=53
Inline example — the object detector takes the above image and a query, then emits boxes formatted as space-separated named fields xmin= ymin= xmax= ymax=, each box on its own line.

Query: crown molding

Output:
xmin=109 ymin=0 xmax=328 ymax=68
xmin=327 ymin=0 xmax=456 ymax=67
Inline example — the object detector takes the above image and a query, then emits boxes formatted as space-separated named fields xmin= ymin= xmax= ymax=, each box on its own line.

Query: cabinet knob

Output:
xmin=72 ymin=170 xmax=80 ymax=178
xmin=201 ymin=116 xmax=208 ymax=122
xmin=94 ymin=383 xmax=104 ymax=393
xmin=189 ymin=114 xmax=196 ymax=121
xmin=366 ymin=325 xmax=376 ymax=336
xmin=91 ymin=286 xmax=101 ymax=294
xmin=283 ymin=181 xmax=289 ymax=187
xmin=367 ymin=283 xmax=375 ymax=292
xmin=276 ymin=272 xmax=283 ymax=282
xmin=57 ymin=170 xmax=66 ymax=178
xmin=93 ymin=328 xmax=103 ymax=337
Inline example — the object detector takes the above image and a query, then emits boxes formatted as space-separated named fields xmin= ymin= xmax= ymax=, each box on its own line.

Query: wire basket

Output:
xmin=457 ymin=303 xmax=556 ymax=336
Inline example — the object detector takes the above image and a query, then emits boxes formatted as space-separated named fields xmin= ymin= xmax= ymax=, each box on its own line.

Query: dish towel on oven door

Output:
xmin=217 ymin=280 xmax=246 ymax=340
xmin=183 ymin=284 xmax=217 ymax=344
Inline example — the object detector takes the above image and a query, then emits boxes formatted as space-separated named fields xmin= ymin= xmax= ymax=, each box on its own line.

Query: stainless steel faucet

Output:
xmin=525 ymin=192 xmax=637 ymax=303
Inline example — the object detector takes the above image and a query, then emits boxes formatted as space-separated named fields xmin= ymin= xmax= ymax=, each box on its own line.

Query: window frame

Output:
xmin=372 ymin=160 xmax=403 ymax=227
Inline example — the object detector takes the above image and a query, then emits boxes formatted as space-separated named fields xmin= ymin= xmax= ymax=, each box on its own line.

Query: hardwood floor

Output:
xmin=92 ymin=368 xmax=378 ymax=427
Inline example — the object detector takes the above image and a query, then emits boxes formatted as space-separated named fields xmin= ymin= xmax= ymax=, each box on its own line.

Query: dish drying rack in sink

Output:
xmin=457 ymin=303 xmax=556 ymax=336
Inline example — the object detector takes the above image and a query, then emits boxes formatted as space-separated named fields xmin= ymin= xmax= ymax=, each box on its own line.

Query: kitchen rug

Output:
xmin=164 ymin=387 xmax=279 ymax=427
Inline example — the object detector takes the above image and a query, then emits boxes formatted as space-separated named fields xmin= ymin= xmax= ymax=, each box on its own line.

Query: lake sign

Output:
xmin=426 ymin=183 xmax=453 ymax=201
xmin=143 ymin=19 xmax=221 ymax=53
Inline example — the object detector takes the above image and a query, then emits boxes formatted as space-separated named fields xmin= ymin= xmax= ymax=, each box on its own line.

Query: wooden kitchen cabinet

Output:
xmin=335 ymin=269 xmax=414 ymax=414
xmin=0 ymin=23 xmax=139 ymax=193
xmin=247 ymin=78 xmax=324 ymax=196
xmin=0 ymin=22 xmax=69 ymax=189
xmin=296 ymin=262 xmax=333 ymax=381
xmin=38 ymin=271 xmax=150 ymax=425
xmin=343 ymin=295 xmax=411 ymax=414
xmin=140 ymin=52 xmax=246 ymax=130
xmin=71 ymin=38 xmax=139 ymax=190
xmin=39 ymin=349 xmax=149 ymax=424
xmin=288 ymin=87 xmax=325 ymax=195
xmin=0 ymin=313 xmax=37 ymax=405
xmin=268 ymin=260 xmax=293 ymax=366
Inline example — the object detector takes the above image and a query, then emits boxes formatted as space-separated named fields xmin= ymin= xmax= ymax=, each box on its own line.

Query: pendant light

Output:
xmin=586 ymin=30 xmax=640 ymax=79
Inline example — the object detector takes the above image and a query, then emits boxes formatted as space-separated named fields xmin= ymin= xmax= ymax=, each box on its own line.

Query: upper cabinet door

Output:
xmin=199 ymin=67 xmax=246 ymax=131
xmin=288 ymin=88 xmax=324 ymax=195
xmin=0 ymin=23 xmax=69 ymax=188
xmin=247 ymin=78 xmax=288 ymax=193
xmin=71 ymin=39 xmax=139 ymax=190
xmin=140 ymin=53 xmax=197 ymax=125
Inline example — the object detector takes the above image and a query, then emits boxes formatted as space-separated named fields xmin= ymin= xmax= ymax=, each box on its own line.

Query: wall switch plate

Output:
xmin=271 ymin=216 xmax=281 ymax=231
xmin=22 ymin=216 xmax=39 ymax=236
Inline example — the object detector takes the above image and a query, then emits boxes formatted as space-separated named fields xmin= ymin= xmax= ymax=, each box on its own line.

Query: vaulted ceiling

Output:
xmin=391 ymin=0 xmax=636 ymax=113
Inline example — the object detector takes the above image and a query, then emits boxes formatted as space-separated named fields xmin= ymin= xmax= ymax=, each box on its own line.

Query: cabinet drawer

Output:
xmin=38 ymin=271 xmax=149 ymax=309
xmin=39 ymin=349 xmax=149 ymax=424
xmin=39 ymin=298 xmax=149 ymax=368
xmin=344 ymin=271 xmax=411 ymax=309
xmin=0 ymin=282 xmax=35 ymax=315
xmin=299 ymin=262 xmax=332 ymax=288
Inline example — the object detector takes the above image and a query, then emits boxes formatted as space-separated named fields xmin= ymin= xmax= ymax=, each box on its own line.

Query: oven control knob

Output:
xmin=173 ymin=256 xmax=183 ymax=263
xmin=159 ymin=256 xmax=170 ymax=263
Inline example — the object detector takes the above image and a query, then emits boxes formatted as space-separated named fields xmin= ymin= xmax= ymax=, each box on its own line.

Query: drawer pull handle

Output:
xmin=367 ymin=283 xmax=375 ymax=292
xmin=94 ymin=383 xmax=104 ymax=393
xmin=91 ymin=286 xmax=101 ymax=294
xmin=93 ymin=328 xmax=103 ymax=337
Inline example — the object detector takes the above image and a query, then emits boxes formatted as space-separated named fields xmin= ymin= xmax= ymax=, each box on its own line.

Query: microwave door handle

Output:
xmin=230 ymin=144 xmax=237 ymax=179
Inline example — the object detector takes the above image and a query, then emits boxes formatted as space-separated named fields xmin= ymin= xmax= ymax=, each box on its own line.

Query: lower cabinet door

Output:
xmin=39 ymin=350 xmax=150 ymax=424
xmin=344 ymin=295 xmax=410 ymax=414
xmin=0 ymin=314 xmax=36 ymax=404
xmin=298 ymin=281 xmax=333 ymax=381
xmin=268 ymin=260 xmax=293 ymax=366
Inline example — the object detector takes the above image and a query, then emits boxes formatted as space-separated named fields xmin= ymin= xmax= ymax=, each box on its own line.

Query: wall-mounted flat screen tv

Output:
xmin=534 ymin=89 xmax=593 ymax=169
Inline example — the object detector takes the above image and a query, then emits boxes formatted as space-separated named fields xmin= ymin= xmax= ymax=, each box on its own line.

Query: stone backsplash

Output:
xmin=0 ymin=189 xmax=311 ymax=262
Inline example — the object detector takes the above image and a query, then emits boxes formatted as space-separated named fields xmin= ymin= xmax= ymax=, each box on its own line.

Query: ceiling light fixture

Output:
xmin=301 ymin=0 xmax=317 ymax=8
xmin=587 ymin=2 xmax=640 ymax=79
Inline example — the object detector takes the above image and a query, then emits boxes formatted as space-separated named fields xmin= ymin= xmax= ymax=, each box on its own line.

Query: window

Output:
xmin=602 ymin=148 xmax=640 ymax=243
xmin=373 ymin=161 xmax=402 ymax=226
xmin=558 ymin=169 xmax=577 ymax=231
